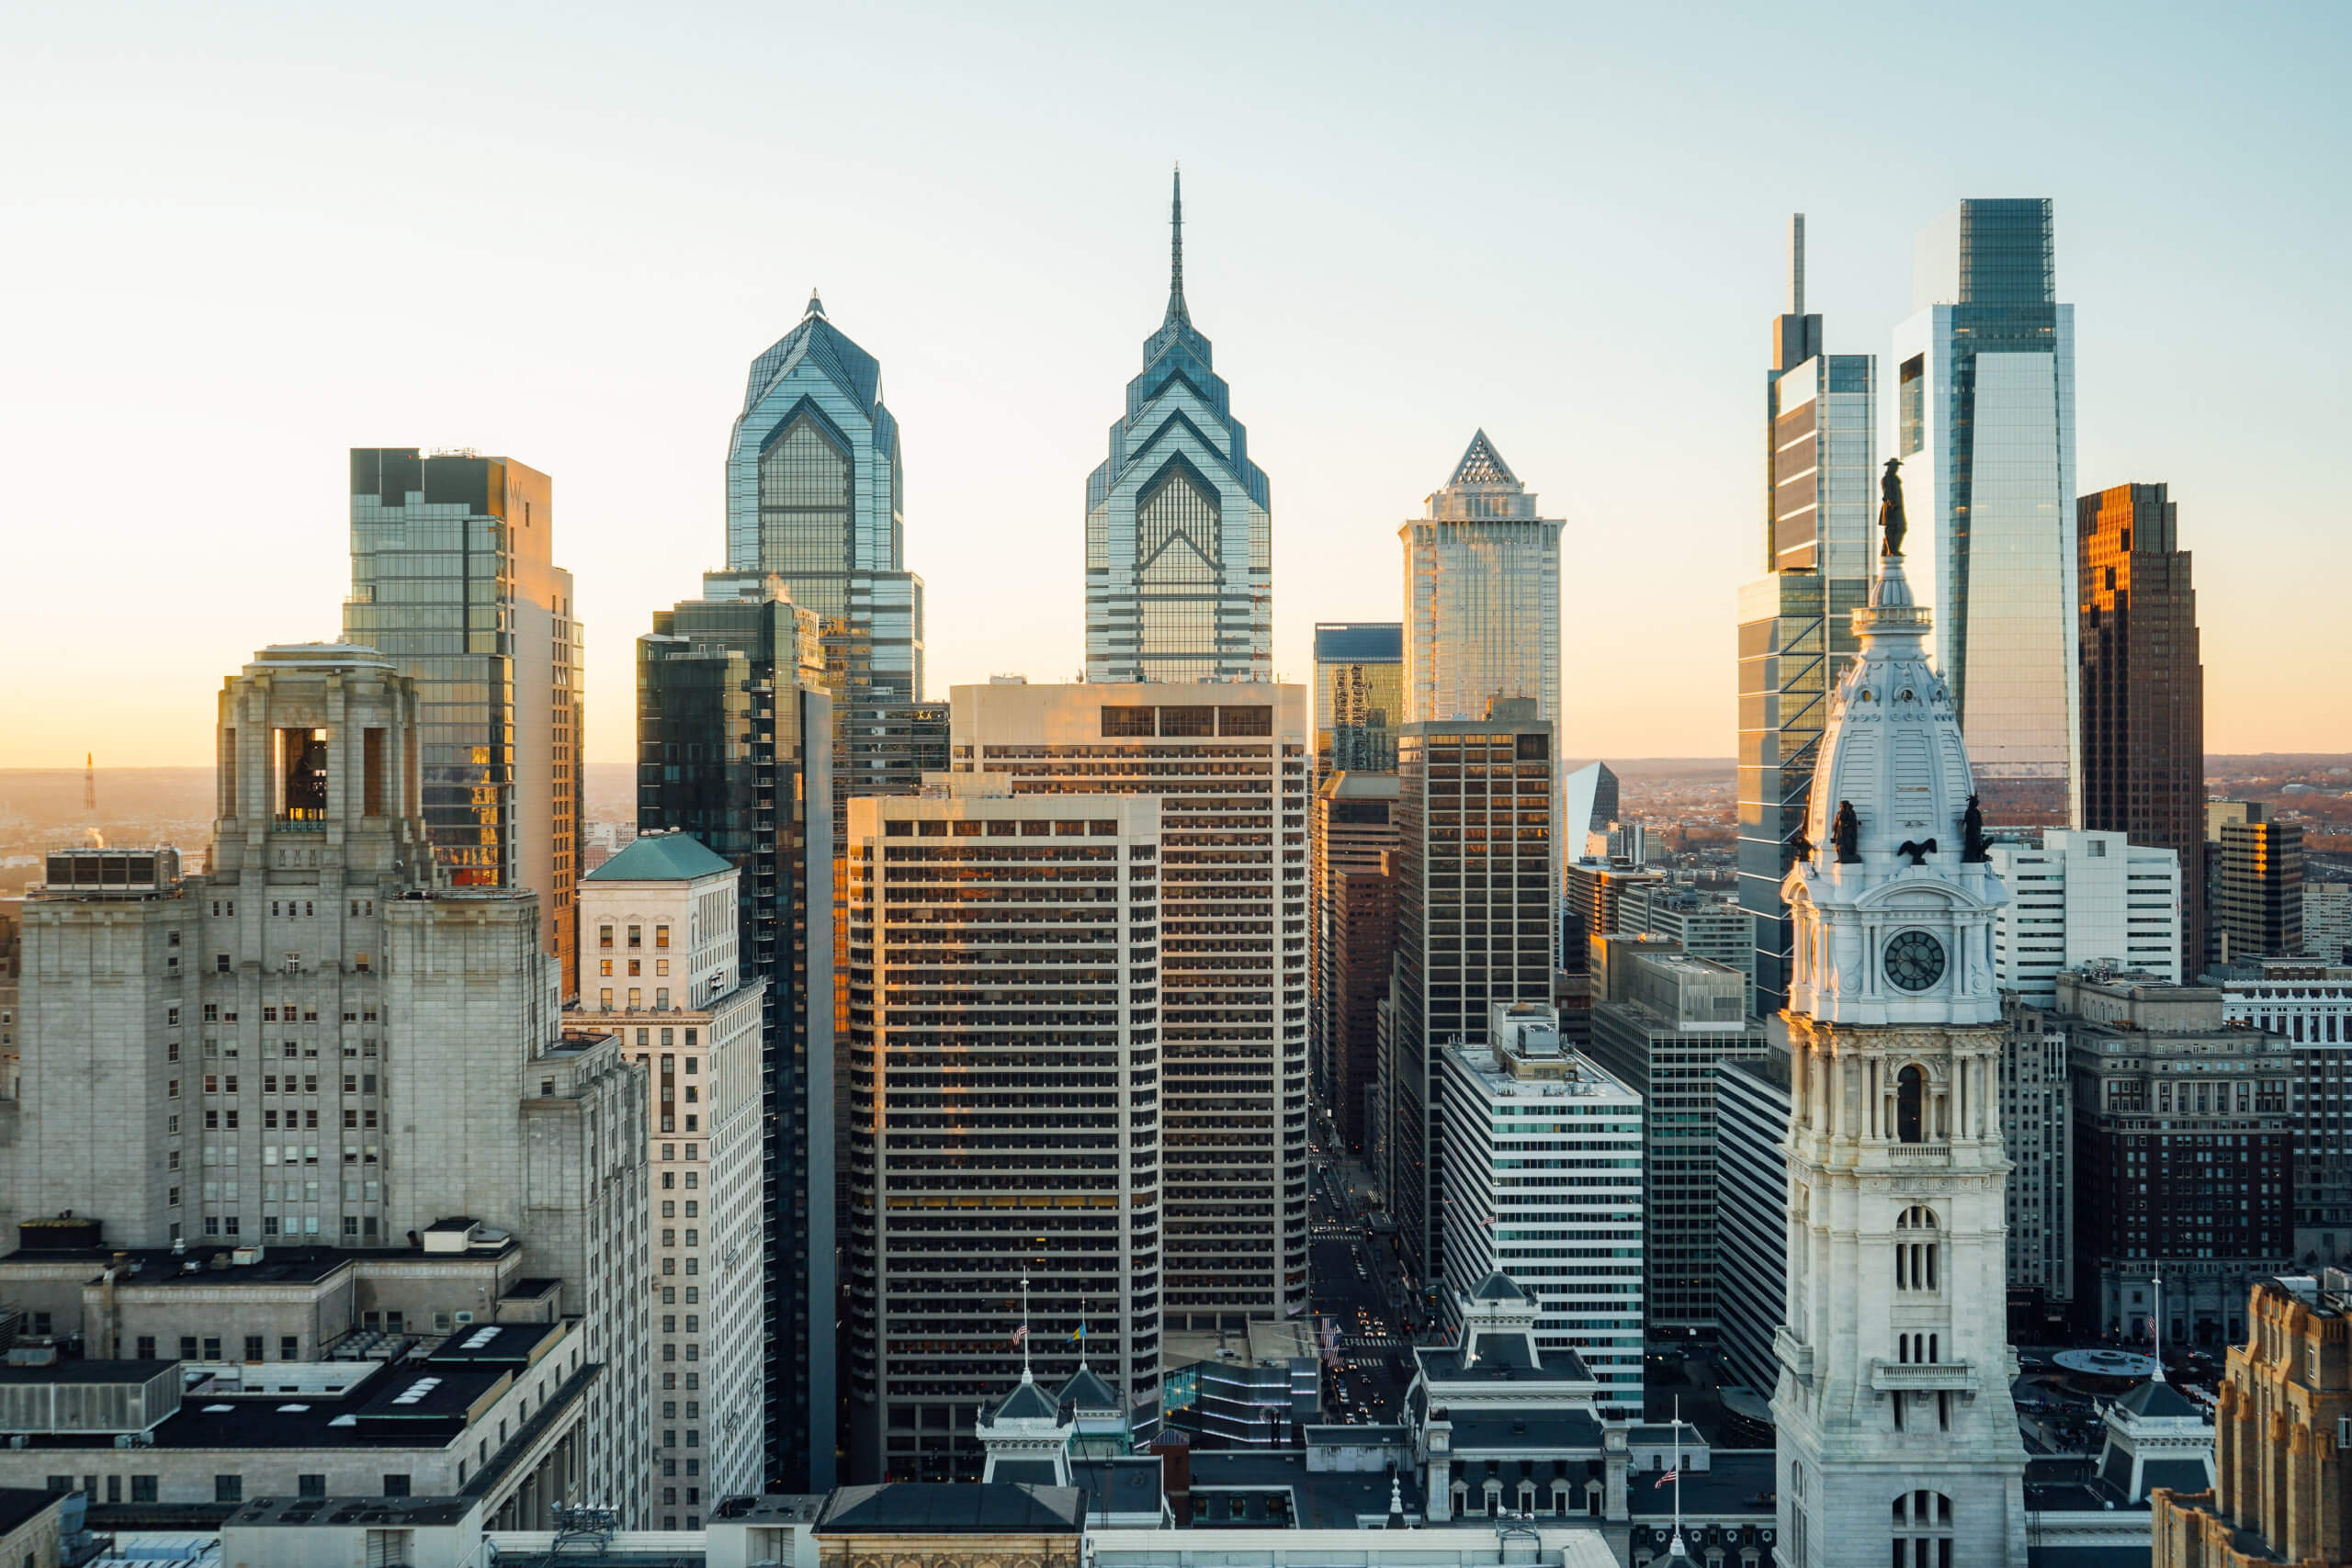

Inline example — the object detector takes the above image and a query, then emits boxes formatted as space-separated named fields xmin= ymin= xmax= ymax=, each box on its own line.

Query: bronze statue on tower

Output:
xmin=1879 ymin=457 xmax=1907 ymax=558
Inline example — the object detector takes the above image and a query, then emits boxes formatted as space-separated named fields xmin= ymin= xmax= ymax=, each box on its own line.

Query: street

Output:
xmin=1306 ymin=1146 xmax=1416 ymax=1427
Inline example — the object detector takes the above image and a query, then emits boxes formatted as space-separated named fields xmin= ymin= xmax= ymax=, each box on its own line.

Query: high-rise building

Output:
xmin=2215 ymin=818 xmax=2304 ymax=963
xmin=1999 ymin=998 xmax=2074 ymax=1314
xmin=1617 ymin=883 xmax=1758 ymax=1016
xmin=2 ymin=644 xmax=652 ymax=1519
xmin=1770 ymin=525 xmax=2031 ymax=1564
xmin=2211 ymin=959 xmax=2352 ymax=1261
xmin=637 ymin=571 xmax=836 ymax=1491
xmin=842 ymin=775 xmax=1165 ymax=1482
xmin=1714 ymin=1050 xmax=1791 ymax=1396
xmin=575 ymin=834 xmax=768 ymax=1517
xmin=725 ymin=292 xmax=926 ymax=840
xmin=2151 ymin=1272 xmax=2352 ymax=1568
xmin=950 ymin=682 xmax=1311 ymax=1326
xmin=1312 ymin=622 xmax=1403 ymax=780
xmin=2058 ymin=969 xmax=2293 ymax=1342
xmin=1402 ymin=433 xmax=1563 ymax=727
xmin=1892 ymin=199 xmax=2078 ymax=829
xmin=1584 ymin=939 xmax=1767 ymax=1344
xmin=1084 ymin=172 xmax=1272 ymax=685
xmin=1437 ymin=1002 xmax=1645 ymax=1416
xmin=1559 ymin=856 xmax=1664 ymax=976
xmin=344 ymin=448 xmax=584 ymax=993
xmin=1740 ymin=215 xmax=1876 ymax=1016
xmin=1385 ymin=701 xmax=1556 ymax=1305
xmin=2307 ymin=882 xmax=2352 ymax=964
xmin=1559 ymin=761 xmax=1620 ymax=863
xmin=1313 ymin=770 xmax=1399 ymax=1153
xmin=2079 ymin=482 xmax=2206 ymax=976
xmin=1985 ymin=829 xmax=2183 ymax=1005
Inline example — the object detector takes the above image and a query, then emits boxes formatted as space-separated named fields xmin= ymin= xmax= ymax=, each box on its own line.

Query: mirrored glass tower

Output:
xmin=1084 ymin=170 xmax=1272 ymax=683
xmin=1893 ymin=198 xmax=2078 ymax=829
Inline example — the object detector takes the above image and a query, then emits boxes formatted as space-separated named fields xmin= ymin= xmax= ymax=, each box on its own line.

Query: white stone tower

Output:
xmin=1770 ymin=479 xmax=2029 ymax=1568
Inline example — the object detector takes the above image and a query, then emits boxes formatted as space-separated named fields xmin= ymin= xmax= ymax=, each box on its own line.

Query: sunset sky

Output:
xmin=4 ymin=0 xmax=2346 ymax=770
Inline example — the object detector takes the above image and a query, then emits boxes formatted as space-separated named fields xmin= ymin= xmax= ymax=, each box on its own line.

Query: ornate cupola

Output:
xmin=1781 ymin=503 xmax=2007 ymax=1028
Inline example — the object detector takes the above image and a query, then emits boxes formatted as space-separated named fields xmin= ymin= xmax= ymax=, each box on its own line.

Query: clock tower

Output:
xmin=1770 ymin=499 xmax=2030 ymax=1568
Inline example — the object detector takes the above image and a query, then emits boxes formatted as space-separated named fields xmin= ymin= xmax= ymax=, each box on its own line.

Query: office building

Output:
xmin=2307 ymin=882 xmax=2352 ymax=963
xmin=1436 ymin=1003 xmax=1643 ymax=1416
xmin=1985 ymin=829 xmax=2183 ymax=1005
xmin=1891 ymin=198 xmax=2078 ymax=829
xmin=1384 ymin=702 xmax=1556 ymax=1302
xmin=2058 ymin=969 xmax=2292 ymax=1342
xmin=2214 ymin=818 xmax=2303 ymax=963
xmin=1770 ymin=525 xmax=2031 ymax=1565
xmin=1313 ymin=623 xmax=1403 ymax=780
xmin=1402 ymin=433 xmax=1562 ymax=728
xmin=2211 ymin=959 xmax=2352 ymax=1258
xmin=344 ymin=448 xmax=584 ymax=993
xmin=0 ymin=644 xmax=652 ymax=1520
xmin=1740 ymin=216 xmax=1877 ymax=1017
xmin=1999 ymin=998 xmax=2074 ymax=1313
xmin=2079 ymin=481 xmax=2206 ymax=976
xmin=638 ymin=571 xmax=836 ymax=1491
xmin=1084 ymin=173 xmax=1272 ymax=684
xmin=1559 ymin=856 xmax=1664 ymax=975
xmin=576 ymin=834 xmax=768 ymax=1517
xmin=951 ymin=682 xmax=1310 ymax=1326
xmin=1617 ymin=883 xmax=1757 ymax=1016
xmin=2151 ymin=1272 xmax=2352 ymax=1568
xmin=1559 ymin=761 xmax=1620 ymax=863
xmin=1714 ymin=1051 xmax=1791 ymax=1396
xmin=842 ymin=776 xmax=1165 ymax=1481
xmin=1314 ymin=771 xmax=1398 ymax=1148
xmin=2217 ymin=957 xmax=2352 ymax=1044
xmin=1328 ymin=858 xmax=1396 ymax=1160
xmin=1584 ymin=940 xmax=1766 ymax=1343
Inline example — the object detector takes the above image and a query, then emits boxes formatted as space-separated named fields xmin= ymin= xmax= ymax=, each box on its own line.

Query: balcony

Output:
xmin=1773 ymin=1325 xmax=1814 ymax=1381
xmin=1887 ymin=1144 xmax=1951 ymax=1162
xmin=1869 ymin=1359 xmax=1975 ymax=1393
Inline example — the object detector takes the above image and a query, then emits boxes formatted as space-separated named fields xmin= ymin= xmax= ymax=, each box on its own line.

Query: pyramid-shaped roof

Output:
xmin=1470 ymin=1269 xmax=1532 ymax=1302
xmin=1450 ymin=430 xmax=1520 ymax=488
xmin=990 ymin=1376 xmax=1060 ymax=1424
xmin=1058 ymin=1364 xmax=1119 ymax=1411
xmin=2116 ymin=1378 xmax=2203 ymax=1419
xmin=740 ymin=296 xmax=885 ymax=420
xmin=583 ymin=833 xmax=733 ymax=884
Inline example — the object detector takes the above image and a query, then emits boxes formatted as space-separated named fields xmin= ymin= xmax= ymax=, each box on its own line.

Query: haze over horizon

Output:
xmin=4 ymin=0 xmax=2346 ymax=769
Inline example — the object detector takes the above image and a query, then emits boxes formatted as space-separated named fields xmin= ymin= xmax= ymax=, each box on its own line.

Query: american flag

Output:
xmin=1654 ymin=1470 xmax=1679 ymax=1488
xmin=1010 ymin=1325 xmax=1027 ymax=1348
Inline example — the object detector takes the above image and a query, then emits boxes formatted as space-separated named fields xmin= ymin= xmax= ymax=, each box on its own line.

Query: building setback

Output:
xmin=1438 ymin=1002 xmax=1644 ymax=1416
xmin=2078 ymin=482 xmax=2205 ymax=977
xmin=344 ymin=448 xmax=583 ymax=994
xmin=951 ymin=683 xmax=1310 ymax=1327
xmin=843 ymin=776 xmax=1164 ymax=1481
xmin=637 ymin=571 xmax=836 ymax=1491
xmin=1384 ymin=703 xmax=1556 ymax=1306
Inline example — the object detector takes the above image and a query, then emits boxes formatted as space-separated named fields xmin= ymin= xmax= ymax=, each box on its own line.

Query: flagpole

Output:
xmin=1021 ymin=1275 xmax=1034 ymax=1381
xmin=1669 ymin=1394 xmax=1686 ymax=1556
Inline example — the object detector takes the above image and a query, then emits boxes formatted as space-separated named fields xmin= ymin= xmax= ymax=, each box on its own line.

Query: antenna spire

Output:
xmin=1165 ymin=163 xmax=1190 ymax=327
xmin=1790 ymin=212 xmax=1806 ymax=317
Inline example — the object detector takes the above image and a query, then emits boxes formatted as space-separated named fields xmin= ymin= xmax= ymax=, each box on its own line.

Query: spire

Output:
xmin=804 ymin=288 xmax=826 ymax=320
xmin=1449 ymin=430 xmax=1520 ymax=488
xmin=1790 ymin=212 xmax=1806 ymax=316
xmin=1165 ymin=164 xmax=1190 ymax=327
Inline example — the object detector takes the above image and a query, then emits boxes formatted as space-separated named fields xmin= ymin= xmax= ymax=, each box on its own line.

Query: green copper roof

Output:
xmin=582 ymin=834 xmax=734 ymax=884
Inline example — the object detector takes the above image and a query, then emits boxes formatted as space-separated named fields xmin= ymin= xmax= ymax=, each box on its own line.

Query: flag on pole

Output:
xmin=1069 ymin=1324 xmax=1088 ymax=1343
xmin=1654 ymin=1470 xmax=1679 ymax=1488
xmin=1010 ymin=1325 xmax=1027 ymax=1348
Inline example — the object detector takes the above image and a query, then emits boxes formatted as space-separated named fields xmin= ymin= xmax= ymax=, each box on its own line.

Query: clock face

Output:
xmin=1883 ymin=930 xmax=1947 ymax=992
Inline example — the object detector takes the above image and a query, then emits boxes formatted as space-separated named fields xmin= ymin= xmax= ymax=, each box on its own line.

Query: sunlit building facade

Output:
xmin=345 ymin=448 xmax=584 ymax=994
xmin=1402 ymin=432 xmax=1562 ymax=726
xmin=1084 ymin=173 xmax=1272 ymax=684
xmin=1313 ymin=622 xmax=1403 ymax=779
xmin=1892 ymin=198 xmax=2078 ymax=829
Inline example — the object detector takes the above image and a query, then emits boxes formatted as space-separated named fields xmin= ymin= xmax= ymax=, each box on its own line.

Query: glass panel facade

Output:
xmin=1312 ymin=622 xmax=1403 ymax=779
xmin=1402 ymin=434 xmax=1562 ymax=728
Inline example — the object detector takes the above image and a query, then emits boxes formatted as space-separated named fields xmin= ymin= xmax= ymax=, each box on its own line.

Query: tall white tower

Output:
xmin=1770 ymin=477 xmax=2030 ymax=1568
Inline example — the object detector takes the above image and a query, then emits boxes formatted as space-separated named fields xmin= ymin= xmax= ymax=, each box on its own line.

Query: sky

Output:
xmin=3 ymin=0 xmax=2346 ymax=772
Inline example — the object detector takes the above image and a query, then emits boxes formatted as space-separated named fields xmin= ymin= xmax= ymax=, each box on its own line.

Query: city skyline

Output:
xmin=5 ymin=4 xmax=2346 ymax=773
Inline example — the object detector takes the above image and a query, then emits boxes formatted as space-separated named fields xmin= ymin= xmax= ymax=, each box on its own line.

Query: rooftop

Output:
xmin=0 ymin=1487 xmax=64 ymax=1537
xmin=0 ymin=1238 xmax=514 ymax=1284
xmin=1623 ymin=1450 xmax=1777 ymax=1517
xmin=582 ymin=832 xmax=734 ymax=884
xmin=816 ymin=1483 xmax=1086 ymax=1535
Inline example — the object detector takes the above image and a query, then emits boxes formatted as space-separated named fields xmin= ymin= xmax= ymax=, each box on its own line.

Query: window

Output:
xmin=1892 ymin=1489 xmax=1953 ymax=1566
xmin=1895 ymin=1206 xmax=1939 ymax=1292
xmin=215 ymin=1474 xmax=243 ymax=1504
xmin=656 ymin=924 xmax=670 ymax=949
xmin=137 ymin=1336 xmax=156 ymax=1359
xmin=1896 ymin=1065 xmax=1926 ymax=1144
xmin=244 ymin=1336 xmax=264 ymax=1362
xmin=131 ymin=1474 xmax=157 ymax=1502
xmin=281 ymin=1337 xmax=299 ymax=1359
xmin=299 ymin=1473 xmax=326 ymax=1498
xmin=382 ymin=1473 xmax=411 ymax=1497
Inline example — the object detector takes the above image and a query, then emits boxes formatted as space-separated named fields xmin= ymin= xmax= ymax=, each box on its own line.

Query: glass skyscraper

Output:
xmin=1893 ymin=197 xmax=2078 ymax=829
xmin=1400 ymin=432 xmax=1562 ymax=727
xmin=345 ymin=446 xmax=584 ymax=994
xmin=1084 ymin=171 xmax=1272 ymax=683
xmin=725 ymin=291 xmax=926 ymax=837
xmin=1312 ymin=621 xmax=1403 ymax=779
xmin=638 ymin=570 xmax=835 ymax=1492
xmin=1737 ymin=218 xmax=1875 ymax=1014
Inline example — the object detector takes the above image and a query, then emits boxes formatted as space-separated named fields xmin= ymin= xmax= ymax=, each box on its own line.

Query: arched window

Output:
xmin=1892 ymin=1488 xmax=1954 ymax=1566
xmin=1896 ymin=1065 xmax=1926 ymax=1143
xmin=1894 ymin=1206 xmax=1939 ymax=1292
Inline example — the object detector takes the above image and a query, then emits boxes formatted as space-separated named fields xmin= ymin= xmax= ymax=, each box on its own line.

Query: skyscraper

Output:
xmin=842 ymin=775 xmax=1165 ymax=1481
xmin=1985 ymin=829 xmax=2183 ymax=1003
xmin=2216 ymin=818 xmax=2305 ymax=962
xmin=345 ymin=447 xmax=584 ymax=993
xmin=2079 ymin=482 xmax=2206 ymax=976
xmin=1312 ymin=622 xmax=1403 ymax=779
xmin=1385 ymin=701 xmax=1555 ymax=1305
xmin=1084 ymin=171 xmax=1272 ymax=684
xmin=726 ymin=291 xmax=927 ymax=836
xmin=637 ymin=571 xmax=836 ymax=1491
xmin=1892 ymin=198 xmax=2078 ymax=829
xmin=1313 ymin=771 xmax=1398 ymax=1153
xmin=1771 ymin=519 xmax=2030 ymax=1564
xmin=1401 ymin=433 xmax=1562 ymax=726
xmin=951 ymin=682 xmax=1311 ymax=1326
xmin=1739 ymin=216 xmax=1875 ymax=1016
